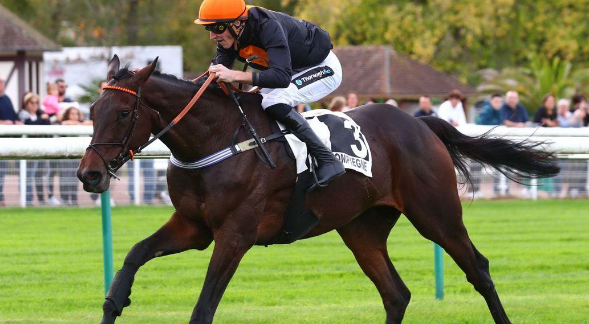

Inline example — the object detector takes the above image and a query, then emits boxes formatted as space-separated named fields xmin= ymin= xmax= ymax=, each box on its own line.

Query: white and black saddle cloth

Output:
xmin=279 ymin=109 xmax=373 ymax=178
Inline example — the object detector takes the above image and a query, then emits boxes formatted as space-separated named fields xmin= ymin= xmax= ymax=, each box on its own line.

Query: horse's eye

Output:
xmin=120 ymin=110 xmax=130 ymax=119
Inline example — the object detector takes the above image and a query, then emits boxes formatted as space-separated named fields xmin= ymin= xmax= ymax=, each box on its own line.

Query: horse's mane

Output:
xmin=113 ymin=64 xmax=213 ymax=90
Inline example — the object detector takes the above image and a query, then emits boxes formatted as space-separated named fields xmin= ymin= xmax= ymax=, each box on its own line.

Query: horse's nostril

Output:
xmin=83 ymin=171 xmax=102 ymax=186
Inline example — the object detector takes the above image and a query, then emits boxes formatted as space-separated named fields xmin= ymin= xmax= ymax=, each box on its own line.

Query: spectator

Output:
xmin=385 ymin=99 xmax=398 ymax=107
xmin=570 ymin=94 xmax=585 ymax=113
xmin=562 ymin=99 xmax=587 ymax=127
xmin=46 ymin=81 xmax=76 ymax=204
xmin=500 ymin=91 xmax=528 ymax=127
xmin=533 ymin=94 xmax=558 ymax=127
xmin=414 ymin=96 xmax=437 ymax=117
xmin=555 ymin=98 xmax=587 ymax=198
xmin=438 ymin=89 xmax=466 ymax=126
xmin=553 ymin=99 xmax=572 ymax=197
xmin=0 ymin=75 xmax=20 ymax=125
xmin=55 ymin=79 xmax=73 ymax=103
xmin=0 ymin=74 xmax=21 ymax=207
xmin=530 ymin=94 xmax=558 ymax=195
xmin=576 ymin=100 xmax=589 ymax=126
xmin=59 ymin=106 xmax=89 ymax=206
xmin=328 ymin=96 xmax=346 ymax=112
xmin=19 ymin=92 xmax=50 ymax=125
xmin=362 ymin=99 xmax=374 ymax=105
xmin=46 ymin=79 xmax=72 ymax=205
xmin=569 ymin=94 xmax=589 ymax=126
xmin=342 ymin=92 xmax=358 ymax=112
xmin=19 ymin=93 xmax=50 ymax=206
xmin=42 ymin=83 xmax=60 ymax=120
xmin=60 ymin=106 xmax=92 ymax=125
xmin=477 ymin=93 xmax=503 ymax=125
xmin=556 ymin=99 xmax=578 ymax=127
xmin=474 ymin=93 xmax=504 ymax=197
xmin=568 ymin=100 xmax=589 ymax=196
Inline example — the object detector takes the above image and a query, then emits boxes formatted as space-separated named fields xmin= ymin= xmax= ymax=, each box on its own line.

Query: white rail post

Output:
xmin=586 ymin=160 xmax=589 ymax=197
xmin=499 ymin=174 xmax=508 ymax=197
xmin=530 ymin=178 xmax=538 ymax=200
xmin=133 ymin=160 xmax=141 ymax=206
xmin=19 ymin=159 xmax=26 ymax=208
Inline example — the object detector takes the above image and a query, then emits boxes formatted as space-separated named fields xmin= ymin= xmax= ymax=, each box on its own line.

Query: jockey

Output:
xmin=195 ymin=0 xmax=345 ymax=189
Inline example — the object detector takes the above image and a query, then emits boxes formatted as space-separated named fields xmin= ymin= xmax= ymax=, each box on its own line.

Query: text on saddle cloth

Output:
xmin=278 ymin=109 xmax=373 ymax=178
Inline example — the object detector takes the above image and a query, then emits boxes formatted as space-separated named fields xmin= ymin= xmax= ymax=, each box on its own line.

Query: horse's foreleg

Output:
xmin=189 ymin=229 xmax=256 ymax=324
xmin=101 ymin=212 xmax=212 ymax=324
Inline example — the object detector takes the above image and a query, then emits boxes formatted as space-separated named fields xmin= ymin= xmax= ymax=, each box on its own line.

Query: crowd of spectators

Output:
xmin=0 ymin=76 xmax=93 ymax=206
xmin=475 ymin=91 xmax=588 ymax=128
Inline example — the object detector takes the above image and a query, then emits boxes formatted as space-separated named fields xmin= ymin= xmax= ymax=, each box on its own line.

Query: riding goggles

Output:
xmin=204 ymin=23 xmax=230 ymax=34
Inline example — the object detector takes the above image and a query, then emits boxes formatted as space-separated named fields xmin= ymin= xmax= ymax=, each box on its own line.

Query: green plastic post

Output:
xmin=434 ymin=243 xmax=444 ymax=300
xmin=101 ymin=190 xmax=114 ymax=295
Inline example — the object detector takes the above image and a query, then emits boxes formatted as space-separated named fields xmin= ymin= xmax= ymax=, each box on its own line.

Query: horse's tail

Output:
xmin=418 ymin=116 xmax=560 ymax=185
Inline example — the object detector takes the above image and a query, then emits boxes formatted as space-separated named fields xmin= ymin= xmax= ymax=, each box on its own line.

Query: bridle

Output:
xmin=87 ymin=72 xmax=216 ymax=179
xmin=87 ymin=85 xmax=143 ymax=179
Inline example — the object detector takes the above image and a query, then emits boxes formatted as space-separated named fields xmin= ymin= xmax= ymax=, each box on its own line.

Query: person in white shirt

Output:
xmin=438 ymin=89 xmax=466 ymax=126
xmin=342 ymin=92 xmax=358 ymax=112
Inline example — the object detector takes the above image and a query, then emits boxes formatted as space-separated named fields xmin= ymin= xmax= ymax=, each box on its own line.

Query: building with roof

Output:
xmin=331 ymin=46 xmax=477 ymax=114
xmin=0 ymin=3 xmax=60 ymax=109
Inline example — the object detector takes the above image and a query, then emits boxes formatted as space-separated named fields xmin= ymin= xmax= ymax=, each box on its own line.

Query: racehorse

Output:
xmin=78 ymin=56 xmax=559 ymax=324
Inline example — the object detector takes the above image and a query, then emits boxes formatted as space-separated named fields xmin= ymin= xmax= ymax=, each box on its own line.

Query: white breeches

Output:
xmin=260 ymin=50 xmax=343 ymax=109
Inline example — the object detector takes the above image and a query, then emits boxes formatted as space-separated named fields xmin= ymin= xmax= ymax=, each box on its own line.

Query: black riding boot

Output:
xmin=266 ymin=104 xmax=345 ymax=191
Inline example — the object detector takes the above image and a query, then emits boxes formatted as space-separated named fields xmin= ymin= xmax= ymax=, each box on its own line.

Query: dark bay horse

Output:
xmin=78 ymin=56 xmax=559 ymax=324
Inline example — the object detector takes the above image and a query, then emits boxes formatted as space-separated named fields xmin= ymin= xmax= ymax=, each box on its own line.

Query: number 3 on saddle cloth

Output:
xmin=270 ymin=109 xmax=373 ymax=245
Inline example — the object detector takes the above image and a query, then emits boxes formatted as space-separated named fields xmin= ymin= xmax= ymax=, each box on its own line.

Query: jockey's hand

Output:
xmin=208 ymin=64 xmax=237 ymax=83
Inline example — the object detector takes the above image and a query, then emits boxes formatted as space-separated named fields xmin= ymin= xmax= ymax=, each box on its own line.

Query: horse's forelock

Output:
xmin=112 ymin=63 xmax=135 ymax=81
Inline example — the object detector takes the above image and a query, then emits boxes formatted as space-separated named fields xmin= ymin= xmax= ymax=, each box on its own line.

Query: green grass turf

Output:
xmin=0 ymin=200 xmax=588 ymax=323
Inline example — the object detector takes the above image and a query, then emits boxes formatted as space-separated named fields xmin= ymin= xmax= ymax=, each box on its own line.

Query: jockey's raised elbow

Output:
xmin=275 ymin=76 xmax=291 ymax=88
xmin=268 ymin=71 xmax=291 ymax=88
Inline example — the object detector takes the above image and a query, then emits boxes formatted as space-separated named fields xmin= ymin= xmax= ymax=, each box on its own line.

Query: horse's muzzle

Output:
xmin=78 ymin=169 xmax=110 ymax=193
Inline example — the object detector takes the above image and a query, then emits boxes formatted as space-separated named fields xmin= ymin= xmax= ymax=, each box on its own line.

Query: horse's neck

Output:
xmin=147 ymin=83 xmax=259 ymax=162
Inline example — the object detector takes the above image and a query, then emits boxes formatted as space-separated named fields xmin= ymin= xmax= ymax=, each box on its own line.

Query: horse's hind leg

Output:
xmin=403 ymin=193 xmax=511 ymax=324
xmin=337 ymin=206 xmax=410 ymax=324
xmin=101 ymin=212 xmax=213 ymax=324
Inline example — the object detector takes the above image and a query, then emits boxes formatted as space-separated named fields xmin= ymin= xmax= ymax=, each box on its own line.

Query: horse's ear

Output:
xmin=134 ymin=57 xmax=159 ymax=86
xmin=107 ymin=55 xmax=120 ymax=82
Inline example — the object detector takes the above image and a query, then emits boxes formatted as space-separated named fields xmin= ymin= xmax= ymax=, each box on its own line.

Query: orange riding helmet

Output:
xmin=194 ymin=0 xmax=248 ymax=25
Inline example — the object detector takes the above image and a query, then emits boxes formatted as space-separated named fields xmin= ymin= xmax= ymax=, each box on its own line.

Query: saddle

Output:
xmin=265 ymin=110 xmax=374 ymax=245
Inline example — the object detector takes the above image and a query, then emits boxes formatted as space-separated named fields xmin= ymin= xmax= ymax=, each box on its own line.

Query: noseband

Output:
xmin=86 ymin=73 xmax=216 ymax=179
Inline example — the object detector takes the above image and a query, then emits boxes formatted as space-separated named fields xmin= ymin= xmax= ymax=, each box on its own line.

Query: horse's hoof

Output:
xmin=101 ymin=300 xmax=119 ymax=324
xmin=100 ymin=314 xmax=116 ymax=324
